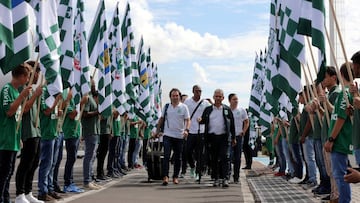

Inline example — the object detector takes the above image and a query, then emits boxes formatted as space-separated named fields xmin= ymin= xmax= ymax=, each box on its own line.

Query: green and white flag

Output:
xmin=0 ymin=0 xmax=31 ymax=74
xmin=298 ymin=0 xmax=326 ymax=83
xmin=152 ymin=64 xmax=162 ymax=126
xmin=31 ymin=0 xmax=63 ymax=107
xmin=249 ymin=52 xmax=264 ymax=120
xmin=0 ymin=0 xmax=13 ymax=52
xmin=58 ymin=0 xmax=74 ymax=89
xmin=136 ymin=36 xmax=151 ymax=122
xmin=278 ymin=0 xmax=305 ymax=63
xmin=88 ymin=0 xmax=112 ymax=116
xmin=73 ymin=0 xmax=90 ymax=108
xmin=147 ymin=48 xmax=156 ymax=130
xmin=109 ymin=2 xmax=126 ymax=115
xmin=121 ymin=2 xmax=139 ymax=117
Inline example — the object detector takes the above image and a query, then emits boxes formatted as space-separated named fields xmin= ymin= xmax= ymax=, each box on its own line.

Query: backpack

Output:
xmin=159 ymin=103 xmax=170 ymax=133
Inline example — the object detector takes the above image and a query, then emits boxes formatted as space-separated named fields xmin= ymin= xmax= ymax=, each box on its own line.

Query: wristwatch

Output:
xmin=328 ymin=137 xmax=335 ymax=142
xmin=185 ymin=129 xmax=190 ymax=133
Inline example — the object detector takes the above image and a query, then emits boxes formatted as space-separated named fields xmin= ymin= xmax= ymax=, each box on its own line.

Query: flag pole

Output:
xmin=305 ymin=37 xmax=330 ymax=126
xmin=328 ymin=0 xmax=354 ymax=83
xmin=301 ymin=79 xmax=315 ymax=130
xmin=16 ymin=55 xmax=40 ymax=132
xmin=302 ymin=64 xmax=322 ymax=128
xmin=35 ymin=74 xmax=45 ymax=128
xmin=325 ymin=25 xmax=353 ymax=124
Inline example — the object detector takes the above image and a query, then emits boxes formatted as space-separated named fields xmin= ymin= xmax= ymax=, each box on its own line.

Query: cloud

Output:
xmin=192 ymin=62 xmax=211 ymax=83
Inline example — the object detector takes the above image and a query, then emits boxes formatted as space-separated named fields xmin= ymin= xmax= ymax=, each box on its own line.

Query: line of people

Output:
xmin=264 ymin=51 xmax=360 ymax=203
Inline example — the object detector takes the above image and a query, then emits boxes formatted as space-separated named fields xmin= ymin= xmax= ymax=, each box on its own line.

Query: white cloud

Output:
xmin=192 ymin=62 xmax=211 ymax=84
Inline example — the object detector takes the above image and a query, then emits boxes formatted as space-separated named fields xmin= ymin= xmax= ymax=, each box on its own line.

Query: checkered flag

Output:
xmin=58 ymin=0 xmax=74 ymax=89
xmin=30 ymin=0 xmax=63 ymax=107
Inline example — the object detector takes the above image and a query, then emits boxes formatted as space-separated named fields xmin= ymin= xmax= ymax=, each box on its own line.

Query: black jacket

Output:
xmin=200 ymin=104 xmax=235 ymax=141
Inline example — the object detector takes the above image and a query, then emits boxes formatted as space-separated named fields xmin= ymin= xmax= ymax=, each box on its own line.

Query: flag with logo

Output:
xmin=121 ymin=2 xmax=139 ymax=117
xmin=249 ymin=52 xmax=264 ymax=120
xmin=88 ymin=0 xmax=112 ymax=116
xmin=109 ymin=2 xmax=126 ymax=115
xmin=73 ymin=0 xmax=90 ymax=108
xmin=136 ymin=36 xmax=151 ymax=122
xmin=30 ymin=0 xmax=63 ymax=107
xmin=58 ymin=0 xmax=74 ymax=89
xmin=0 ymin=0 xmax=31 ymax=74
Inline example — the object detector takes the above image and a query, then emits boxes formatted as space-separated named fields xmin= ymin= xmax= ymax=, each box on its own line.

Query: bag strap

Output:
xmin=164 ymin=103 xmax=170 ymax=129
xmin=190 ymin=100 xmax=203 ymax=120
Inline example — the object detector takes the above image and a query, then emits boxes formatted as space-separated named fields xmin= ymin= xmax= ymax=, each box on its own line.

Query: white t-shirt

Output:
xmin=232 ymin=107 xmax=248 ymax=136
xmin=162 ymin=103 xmax=190 ymax=139
xmin=209 ymin=105 xmax=226 ymax=135
xmin=184 ymin=98 xmax=211 ymax=134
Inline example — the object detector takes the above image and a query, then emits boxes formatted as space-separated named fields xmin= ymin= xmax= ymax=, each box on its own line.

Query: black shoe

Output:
xmin=242 ymin=166 xmax=251 ymax=170
xmin=92 ymin=175 xmax=101 ymax=182
xmin=54 ymin=185 xmax=65 ymax=193
xmin=49 ymin=191 xmax=62 ymax=200
xmin=298 ymin=178 xmax=309 ymax=185
xmin=38 ymin=194 xmax=55 ymax=201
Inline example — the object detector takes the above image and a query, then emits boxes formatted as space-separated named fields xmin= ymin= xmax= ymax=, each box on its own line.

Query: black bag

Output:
xmin=159 ymin=103 xmax=169 ymax=133
xmin=146 ymin=138 xmax=164 ymax=182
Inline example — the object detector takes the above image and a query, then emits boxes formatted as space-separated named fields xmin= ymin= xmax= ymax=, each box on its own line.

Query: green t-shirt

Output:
xmin=63 ymin=97 xmax=81 ymax=139
xmin=113 ymin=116 xmax=121 ymax=137
xmin=321 ymin=85 xmax=340 ymax=144
xmin=100 ymin=116 xmax=111 ymax=134
xmin=329 ymin=87 xmax=353 ymax=155
xmin=39 ymin=86 xmax=58 ymax=140
xmin=21 ymin=90 xmax=41 ymax=141
xmin=299 ymin=110 xmax=313 ymax=138
xmin=353 ymin=109 xmax=360 ymax=149
xmin=0 ymin=83 xmax=22 ymax=151
xmin=288 ymin=117 xmax=299 ymax=144
xmin=144 ymin=127 xmax=151 ymax=139
xmin=81 ymin=95 xmax=99 ymax=136
xmin=313 ymin=113 xmax=322 ymax=140
xmin=129 ymin=116 xmax=139 ymax=139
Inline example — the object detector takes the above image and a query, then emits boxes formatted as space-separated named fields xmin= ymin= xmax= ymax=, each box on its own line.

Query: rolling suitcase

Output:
xmin=146 ymin=138 xmax=163 ymax=182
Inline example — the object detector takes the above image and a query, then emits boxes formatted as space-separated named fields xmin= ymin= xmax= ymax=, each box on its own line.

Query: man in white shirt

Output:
xmin=228 ymin=93 xmax=249 ymax=183
xmin=183 ymin=85 xmax=211 ymax=179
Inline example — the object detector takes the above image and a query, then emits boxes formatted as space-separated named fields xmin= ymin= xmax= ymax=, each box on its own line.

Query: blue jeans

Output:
xmin=290 ymin=143 xmax=303 ymax=179
xmin=331 ymin=151 xmax=351 ymax=203
xmin=354 ymin=148 xmax=360 ymax=167
xmin=231 ymin=136 xmax=244 ymax=181
xmin=118 ymin=135 xmax=129 ymax=169
xmin=53 ymin=132 xmax=63 ymax=188
xmin=275 ymin=139 xmax=286 ymax=173
xmin=303 ymin=137 xmax=317 ymax=183
xmin=314 ymin=138 xmax=329 ymax=183
xmin=0 ymin=150 xmax=17 ymax=203
xmin=38 ymin=139 xmax=57 ymax=195
xmin=64 ymin=138 xmax=79 ymax=186
xmin=83 ymin=135 xmax=98 ymax=185
xmin=282 ymin=139 xmax=294 ymax=175
xmin=132 ymin=139 xmax=143 ymax=165
xmin=163 ymin=136 xmax=183 ymax=178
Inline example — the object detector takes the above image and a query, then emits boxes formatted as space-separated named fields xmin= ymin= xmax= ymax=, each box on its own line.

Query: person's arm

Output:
xmin=242 ymin=118 xmax=249 ymax=136
xmin=300 ymin=117 xmax=312 ymax=143
xmin=183 ymin=118 xmax=191 ymax=138
xmin=23 ymin=86 xmax=42 ymax=113
xmin=6 ymin=86 xmax=31 ymax=117
xmin=344 ymin=168 xmax=360 ymax=183
xmin=324 ymin=117 xmax=345 ymax=152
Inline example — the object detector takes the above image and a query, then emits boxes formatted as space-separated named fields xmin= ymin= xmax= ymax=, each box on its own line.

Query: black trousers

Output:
xmin=242 ymin=131 xmax=253 ymax=168
xmin=15 ymin=137 xmax=41 ymax=195
xmin=97 ymin=134 xmax=110 ymax=177
xmin=208 ymin=134 xmax=230 ymax=180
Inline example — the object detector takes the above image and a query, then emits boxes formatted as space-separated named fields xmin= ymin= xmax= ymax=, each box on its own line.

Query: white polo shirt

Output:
xmin=232 ymin=107 xmax=248 ymax=136
xmin=162 ymin=103 xmax=190 ymax=139
xmin=184 ymin=98 xmax=211 ymax=134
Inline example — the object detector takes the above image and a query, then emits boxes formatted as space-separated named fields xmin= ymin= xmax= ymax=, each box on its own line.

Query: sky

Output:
xmin=1 ymin=0 xmax=359 ymax=108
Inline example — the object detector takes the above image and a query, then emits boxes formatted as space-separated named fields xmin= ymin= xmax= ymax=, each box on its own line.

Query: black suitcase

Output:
xmin=146 ymin=139 xmax=163 ymax=182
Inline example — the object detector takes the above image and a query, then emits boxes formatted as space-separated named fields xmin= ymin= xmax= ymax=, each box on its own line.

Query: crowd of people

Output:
xmin=0 ymin=61 xmax=251 ymax=203
xmin=5 ymin=52 xmax=360 ymax=203
xmin=263 ymin=51 xmax=360 ymax=203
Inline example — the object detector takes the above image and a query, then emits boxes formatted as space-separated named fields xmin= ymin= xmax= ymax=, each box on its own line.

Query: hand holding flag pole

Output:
xmin=16 ymin=55 xmax=40 ymax=132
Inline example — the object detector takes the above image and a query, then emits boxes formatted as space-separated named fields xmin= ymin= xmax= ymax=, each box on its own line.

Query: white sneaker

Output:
xmin=84 ymin=182 xmax=102 ymax=190
xmin=15 ymin=194 xmax=30 ymax=203
xmin=288 ymin=177 xmax=302 ymax=184
xmin=190 ymin=167 xmax=196 ymax=178
xmin=25 ymin=192 xmax=44 ymax=203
